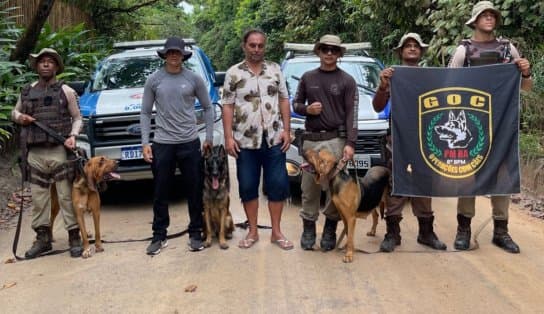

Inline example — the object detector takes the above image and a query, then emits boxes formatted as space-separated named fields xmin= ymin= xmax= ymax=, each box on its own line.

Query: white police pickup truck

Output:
xmin=75 ymin=39 xmax=224 ymax=180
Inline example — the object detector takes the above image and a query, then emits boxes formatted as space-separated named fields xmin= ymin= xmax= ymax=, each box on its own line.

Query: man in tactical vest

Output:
xmin=448 ymin=1 xmax=533 ymax=253
xmin=12 ymin=48 xmax=83 ymax=258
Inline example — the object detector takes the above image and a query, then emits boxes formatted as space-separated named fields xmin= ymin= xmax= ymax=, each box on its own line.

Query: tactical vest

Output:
xmin=20 ymin=81 xmax=72 ymax=146
xmin=462 ymin=38 xmax=513 ymax=67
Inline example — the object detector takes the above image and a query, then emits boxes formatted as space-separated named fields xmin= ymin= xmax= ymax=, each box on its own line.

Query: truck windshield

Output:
xmin=283 ymin=60 xmax=381 ymax=96
xmin=91 ymin=55 xmax=201 ymax=91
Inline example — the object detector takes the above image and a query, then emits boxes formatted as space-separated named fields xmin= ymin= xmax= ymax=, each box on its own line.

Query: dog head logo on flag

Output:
xmin=419 ymin=87 xmax=492 ymax=178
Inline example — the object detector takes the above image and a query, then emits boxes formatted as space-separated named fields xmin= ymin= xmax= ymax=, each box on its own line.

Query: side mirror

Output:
xmin=214 ymin=71 xmax=225 ymax=87
xmin=67 ymin=81 xmax=87 ymax=96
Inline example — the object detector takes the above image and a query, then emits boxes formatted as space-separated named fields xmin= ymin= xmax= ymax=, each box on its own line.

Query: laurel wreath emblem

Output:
xmin=426 ymin=112 xmax=443 ymax=157
xmin=467 ymin=112 xmax=485 ymax=157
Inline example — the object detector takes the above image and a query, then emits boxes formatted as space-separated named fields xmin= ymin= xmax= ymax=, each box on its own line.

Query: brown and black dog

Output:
xmin=304 ymin=148 xmax=390 ymax=262
xmin=51 ymin=156 xmax=119 ymax=258
xmin=202 ymin=145 xmax=234 ymax=249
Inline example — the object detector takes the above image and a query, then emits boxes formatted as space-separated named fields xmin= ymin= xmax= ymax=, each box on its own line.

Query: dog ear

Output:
xmin=203 ymin=144 xmax=212 ymax=158
xmin=303 ymin=149 xmax=318 ymax=164
xmin=458 ymin=110 xmax=467 ymax=129
xmin=304 ymin=149 xmax=322 ymax=182
xmin=218 ymin=145 xmax=226 ymax=158
xmin=84 ymin=160 xmax=98 ymax=192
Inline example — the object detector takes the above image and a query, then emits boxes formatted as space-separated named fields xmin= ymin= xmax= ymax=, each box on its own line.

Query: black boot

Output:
xmin=68 ymin=228 xmax=83 ymax=257
xmin=417 ymin=216 xmax=447 ymax=250
xmin=25 ymin=226 xmax=52 ymax=259
xmin=300 ymin=219 xmax=316 ymax=250
xmin=454 ymin=214 xmax=472 ymax=250
xmin=380 ymin=216 xmax=402 ymax=252
xmin=320 ymin=218 xmax=338 ymax=251
xmin=492 ymin=219 xmax=520 ymax=254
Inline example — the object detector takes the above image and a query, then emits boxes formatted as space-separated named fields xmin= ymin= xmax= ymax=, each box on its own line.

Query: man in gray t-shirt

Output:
xmin=140 ymin=37 xmax=213 ymax=255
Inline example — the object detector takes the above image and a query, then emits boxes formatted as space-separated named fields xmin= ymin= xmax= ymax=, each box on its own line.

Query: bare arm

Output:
xmin=373 ymin=67 xmax=393 ymax=112
xmin=221 ymin=103 xmax=239 ymax=158
xmin=279 ymin=97 xmax=291 ymax=152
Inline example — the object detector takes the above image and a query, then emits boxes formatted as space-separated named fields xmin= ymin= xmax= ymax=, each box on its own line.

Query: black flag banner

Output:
xmin=391 ymin=63 xmax=521 ymax=197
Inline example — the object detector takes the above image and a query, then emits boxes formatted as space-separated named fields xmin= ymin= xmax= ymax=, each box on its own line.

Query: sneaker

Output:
xmin=188 ymin=237 xmax=205 ymax=252
xmin=146 ymin=239 xmax=168 ymax=255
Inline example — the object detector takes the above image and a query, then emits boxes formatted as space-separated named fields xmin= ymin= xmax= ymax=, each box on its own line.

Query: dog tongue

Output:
xmin=212 ymin=177 xmax=219 ymax=190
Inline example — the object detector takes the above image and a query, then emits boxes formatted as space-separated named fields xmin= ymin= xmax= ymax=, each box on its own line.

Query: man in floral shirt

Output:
xmin=222 ymin=29 xmax=293 ymax=250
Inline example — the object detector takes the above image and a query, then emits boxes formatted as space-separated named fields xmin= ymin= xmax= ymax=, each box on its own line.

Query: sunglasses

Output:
xmin=320 ymin=45 xmax=341 ymax=54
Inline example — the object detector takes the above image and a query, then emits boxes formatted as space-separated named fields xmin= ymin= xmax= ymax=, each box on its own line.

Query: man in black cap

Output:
xmin=448 ymin=1 xmax=532 ymax=254
xmin=12 ymin=48 xmax=83 ymax=258
xmin=141 ymin=37 xmax=213 ymax=255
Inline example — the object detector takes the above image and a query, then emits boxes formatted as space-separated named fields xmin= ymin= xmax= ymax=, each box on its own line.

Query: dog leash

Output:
xmin=234 ymin=220 xmax=272 ymax=230
xmin=342 ymin=217 xmax=490 ymax=255
xmin=93 ymin=229 xmax=189 ymax=244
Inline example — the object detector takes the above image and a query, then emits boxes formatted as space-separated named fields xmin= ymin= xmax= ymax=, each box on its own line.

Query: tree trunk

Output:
xmin=9 ymin=0 xmax=56 ymax=64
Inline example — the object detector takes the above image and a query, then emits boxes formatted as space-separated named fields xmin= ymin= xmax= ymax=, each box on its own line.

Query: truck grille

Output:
xmin=90 ymin=113 xmax=155 ymax=143
xmin=354 ymin=130 xmax=387 ymax=155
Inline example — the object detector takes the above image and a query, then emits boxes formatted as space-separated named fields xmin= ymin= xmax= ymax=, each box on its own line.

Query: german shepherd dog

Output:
xmin=304 ymin=149 xmax=390 ymax=263
xmin=51 ymin=155 xmax=119 ymax=258
xmin=434 ymin=110 xmax=473 ymax=149
xmin=203 ymin=145 xmax=234 ymax=249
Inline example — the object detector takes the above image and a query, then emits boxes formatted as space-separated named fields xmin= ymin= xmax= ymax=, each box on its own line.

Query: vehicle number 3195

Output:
xmin=347 ymin=155 xmax=371 ymax=169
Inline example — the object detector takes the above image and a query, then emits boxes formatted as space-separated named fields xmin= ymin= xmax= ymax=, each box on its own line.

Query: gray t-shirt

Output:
xmin=140 ymin=67 xmax=213 ymax=145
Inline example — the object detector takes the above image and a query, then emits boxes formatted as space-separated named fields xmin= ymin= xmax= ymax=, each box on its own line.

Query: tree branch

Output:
xmin=10 ymin=0 xmax=56 ymax=64
xmin=94 ymin=0 xmax=162 ymax=18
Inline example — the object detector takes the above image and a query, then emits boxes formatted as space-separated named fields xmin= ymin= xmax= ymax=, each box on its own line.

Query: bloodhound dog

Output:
xmin=51 ymin=156 xmax=119 ymax=258
xmin=304 ymin=148 xmax=389 ymax=263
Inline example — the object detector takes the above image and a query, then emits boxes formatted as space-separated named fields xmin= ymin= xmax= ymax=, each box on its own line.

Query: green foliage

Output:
xmin=191 ymin=0 xmax=243 ymax=70
xmin=0 ymin=1 xmax=27 ymax=150
xmin=69 ymin=0 xmax=187 ymax=41
xmin=0 ymin=0 xmax=111 ymax=152
xmin=35 ymin=23 xmax=111 ymax=81
xmin=519 ymin=132 xmax=544 ymax=159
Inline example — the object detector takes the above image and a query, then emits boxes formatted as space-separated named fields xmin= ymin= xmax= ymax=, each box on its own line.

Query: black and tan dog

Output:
xmin=51 ymin=156 xmax=119 ymax=258
xmin=305 ymin=148 xmax=390 ymax=262
xmin=203 ymin=145 xmax=234 ymax=249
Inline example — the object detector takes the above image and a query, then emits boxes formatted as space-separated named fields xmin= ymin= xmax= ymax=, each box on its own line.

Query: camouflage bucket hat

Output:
xmin=29 ymin=48 xmax=64 ymax=74
xmin=313 ymin=34 xmax=347 ymax=55
xmin=465 ymin=1 xmax=501 ymax=29
xmin=393 ymin=33 xmax=429 ymax=53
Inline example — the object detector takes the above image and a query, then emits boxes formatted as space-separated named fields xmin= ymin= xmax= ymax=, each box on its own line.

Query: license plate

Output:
xmin=121 ymin=146 xmax=143 ymax=160
xmin=347 ymin=154 xmax=371 ymax=169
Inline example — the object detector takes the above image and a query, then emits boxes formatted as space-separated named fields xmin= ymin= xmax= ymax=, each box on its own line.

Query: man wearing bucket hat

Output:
xmin=448 ymin=1 xmax=532 ymax=254
xmin=12 ymin=48 xmax=84 ymax=258
xmin=293 ymin=34 xmax=358 ymax=251
xmin=373 ymin=33 xmax=447 ymax=253
xmin=222 ymin=29 xmax=293 ymax=250
xmin=141 ymin=36 xmax=213 ymax=254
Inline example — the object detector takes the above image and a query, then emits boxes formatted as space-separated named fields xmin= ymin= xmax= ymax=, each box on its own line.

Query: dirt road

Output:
xmin=1 ymin=165 xmax=543 ymax=313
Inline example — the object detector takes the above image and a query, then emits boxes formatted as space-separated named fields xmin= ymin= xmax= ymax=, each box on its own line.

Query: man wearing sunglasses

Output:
xmin=293 ymin=34 xmax=358 ymax=251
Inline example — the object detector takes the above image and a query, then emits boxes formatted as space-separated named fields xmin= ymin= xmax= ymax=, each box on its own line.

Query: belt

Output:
xmin=302 ymin=130 xmax=340 ymax=141
xmin=29 ymin=143 xmax=62 ymax=148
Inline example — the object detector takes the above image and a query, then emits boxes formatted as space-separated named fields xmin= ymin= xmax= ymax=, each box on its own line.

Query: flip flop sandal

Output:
xmin=271 ymin=238 xmax=294 ymax=250
xmin=238 ymin=237 xmax=258 ymax=249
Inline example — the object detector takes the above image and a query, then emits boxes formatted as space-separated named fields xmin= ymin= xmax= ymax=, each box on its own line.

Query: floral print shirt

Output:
xmin=222 ymin=60 xmax=288 ymax=149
